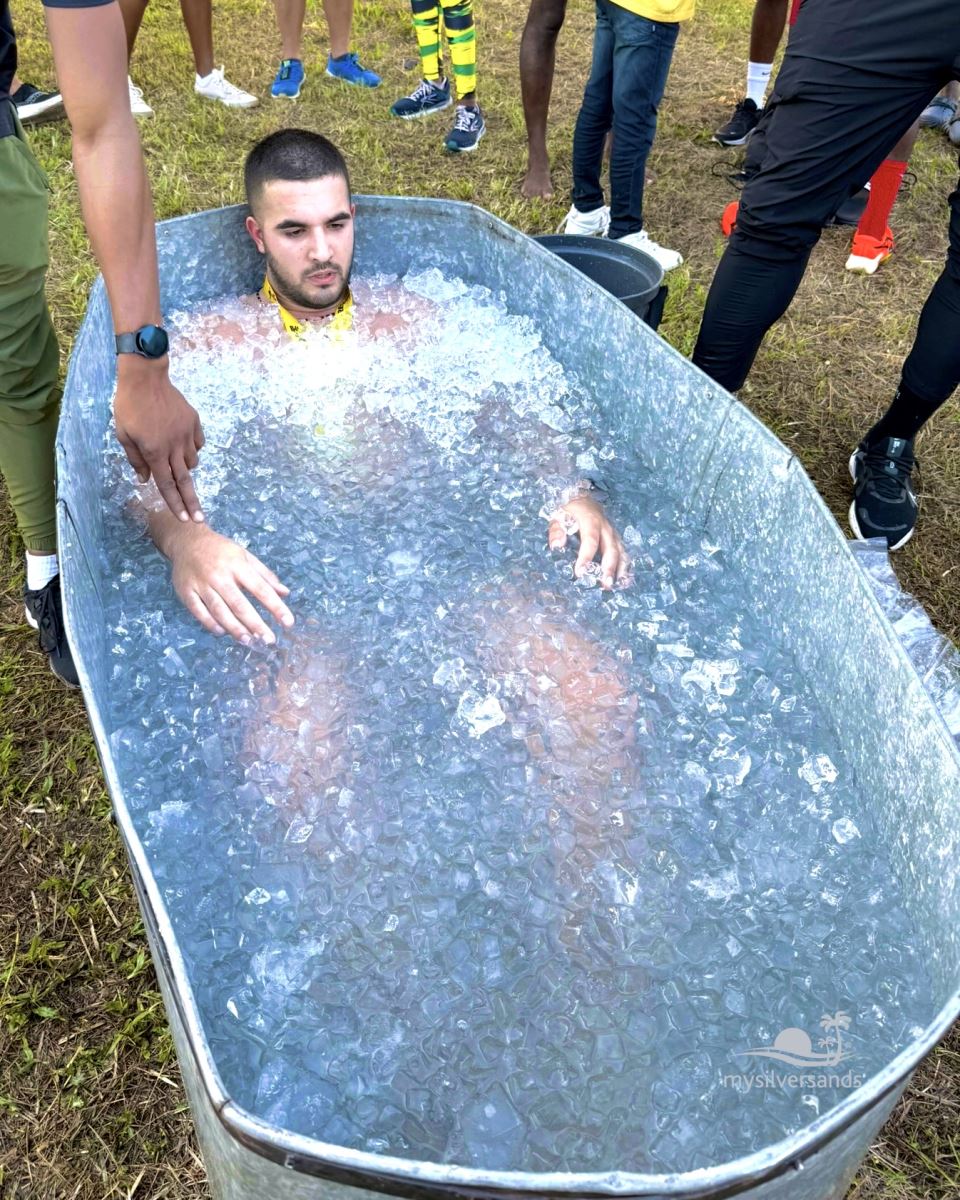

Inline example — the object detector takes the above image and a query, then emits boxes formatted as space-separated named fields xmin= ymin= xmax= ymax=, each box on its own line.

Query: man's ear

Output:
xmin=245 ymin=214 xmax=266 ymax=254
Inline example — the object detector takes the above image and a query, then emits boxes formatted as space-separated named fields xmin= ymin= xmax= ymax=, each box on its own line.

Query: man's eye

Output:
xmin=329 ymin=222 xmax=345 ymax=231
xmin=285 ymin=228 xmax=304 ymax=237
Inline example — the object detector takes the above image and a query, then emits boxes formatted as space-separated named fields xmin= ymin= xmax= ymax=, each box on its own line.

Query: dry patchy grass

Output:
xmin=1 ymin=0 xmax=958 ymax=1195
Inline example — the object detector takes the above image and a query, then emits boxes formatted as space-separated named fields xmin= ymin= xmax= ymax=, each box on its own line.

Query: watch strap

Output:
xmin=115 ymin=332 xmax=140 ymax=355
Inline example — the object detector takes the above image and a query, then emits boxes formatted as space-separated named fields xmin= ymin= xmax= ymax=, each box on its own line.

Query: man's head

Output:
xmin=244 ymin=129 xmax=355 ymax=312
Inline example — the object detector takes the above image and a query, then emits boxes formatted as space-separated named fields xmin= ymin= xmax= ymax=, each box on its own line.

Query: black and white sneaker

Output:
xmin=849 ymin=436 xmax=918 ymax=551
xmin=11 ymin=82 xmax=65 ymax=125
xmin=24 ymin=575 xmax=80 ymax=688
xmin=713 ymin=98 xmax=761 ymax=147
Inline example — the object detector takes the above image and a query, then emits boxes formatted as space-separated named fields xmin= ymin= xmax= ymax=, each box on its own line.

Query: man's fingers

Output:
xmin=575 ymin=528 xmax=600 ymax=576
xmin=239 ymin=564 xmax=296 ymax=630
xmin=247 ymin=552 xmax=291 ymax=597
xmin=600 ymin=542 xmax=621 ymax=590
xmin=203 ymin=587 xmax=263 ymax=645
xmin=193 ymin=417 xmax=205 ymax=452
xmin=169 ymin=454 xmax=205 ymax=523
xmin=120 ymin=435 xmax=151 ymax=484
xmin=547 ymin=517 xmax=569 ymax=552
xmin=185 ymin=590 xmax=226 ymax=637
xmin=153 ymin=466 xmax=190 ymax=522
xmin=217 ymin=581 xmax=277 ymax=644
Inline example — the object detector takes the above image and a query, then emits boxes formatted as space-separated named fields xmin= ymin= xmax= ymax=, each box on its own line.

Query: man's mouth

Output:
xmin=306 ymin=269 xmax=338 ymax=286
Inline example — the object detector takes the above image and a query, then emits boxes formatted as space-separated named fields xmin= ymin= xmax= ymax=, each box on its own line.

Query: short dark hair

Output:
xmin=244 ymin=129 xmax=351 ymax=213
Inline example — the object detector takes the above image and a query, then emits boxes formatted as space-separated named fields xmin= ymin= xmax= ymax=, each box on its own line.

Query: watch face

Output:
xmin=136 ymin=325 xmax=169 ymax=358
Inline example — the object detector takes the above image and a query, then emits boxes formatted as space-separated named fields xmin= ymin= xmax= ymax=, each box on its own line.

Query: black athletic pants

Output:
xmin=692 ymin=0 xmax=960 ymax=421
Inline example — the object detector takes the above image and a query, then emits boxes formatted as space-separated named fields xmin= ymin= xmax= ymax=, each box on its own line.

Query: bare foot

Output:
xmin=521 ymin=163 xmax=554 ymax=200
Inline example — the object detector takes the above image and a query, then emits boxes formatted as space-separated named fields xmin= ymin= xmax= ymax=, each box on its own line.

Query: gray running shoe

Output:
xmin=920 ymin=94 xmax=957 ymax=129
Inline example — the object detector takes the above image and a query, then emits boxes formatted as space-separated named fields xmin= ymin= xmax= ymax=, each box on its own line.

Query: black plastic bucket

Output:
xmin=535 ymin=234 xmax=667 ymax=330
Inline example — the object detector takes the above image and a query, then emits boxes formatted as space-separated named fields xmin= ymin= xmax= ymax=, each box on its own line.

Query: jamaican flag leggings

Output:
xmin=693 ymin=0 xmax=960 ymax=424
xmin=409 ymin=0 xmax=477 ymax=99
xmin=0 ymin=102 xmax=60 ymax=554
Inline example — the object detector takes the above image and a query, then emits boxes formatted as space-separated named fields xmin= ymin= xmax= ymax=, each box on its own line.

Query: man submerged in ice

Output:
xmin=141 ymin=128 xmax=631 ymax=643
xmin=135 ymin=129 xmax=640 ymax=964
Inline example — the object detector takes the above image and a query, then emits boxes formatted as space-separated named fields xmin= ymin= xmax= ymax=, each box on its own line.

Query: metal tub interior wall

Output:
xmin=56 ymin=200 xmax=960 ymax=1200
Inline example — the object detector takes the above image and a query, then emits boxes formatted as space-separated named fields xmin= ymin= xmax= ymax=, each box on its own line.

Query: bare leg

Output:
xmin=519 ymin=0 xmax=567 ymax=199
xmin=118 ymin=0 xmax=149 ymax=61
xmin=273 ymin=0 xmax=306 ymax=60
xmin=179 ymin=0 xmax=215 ymax=77
xmin=322 ymin=0 xmax=352 ymax=59
xmin=748 ymin=0 xmax=788 ymax=63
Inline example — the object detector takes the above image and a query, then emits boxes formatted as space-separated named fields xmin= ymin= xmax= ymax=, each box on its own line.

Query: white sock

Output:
xmin=26 ymin=551 xmax=59 ymax=592
xmin=745 ymin=61 xmax=772 ymax=108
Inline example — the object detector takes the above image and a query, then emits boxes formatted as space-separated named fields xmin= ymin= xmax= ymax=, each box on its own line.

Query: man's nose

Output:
xmin=309 ymin=228 xmax=331 ymax=262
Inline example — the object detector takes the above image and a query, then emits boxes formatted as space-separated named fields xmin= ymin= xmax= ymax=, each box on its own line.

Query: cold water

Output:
xmin=101 ymin=269 xmax=932 ymax=1175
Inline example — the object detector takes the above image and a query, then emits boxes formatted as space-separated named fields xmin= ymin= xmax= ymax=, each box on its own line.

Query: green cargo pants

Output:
xmin=0 ymin=107 xmax=61 ymax=553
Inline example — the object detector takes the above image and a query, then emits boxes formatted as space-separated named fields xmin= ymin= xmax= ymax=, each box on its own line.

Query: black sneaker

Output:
xmin=23 ymin=574 xmax=80 ymax=688
xmin=445 ymin=103 xmax=485 ymax=152
xmin=713 ymin=98 xmax=761 ymax=147
xmin=849 ymin=436 xmax=918 ymax=551
xmin=11 ymin=82 xmax=65 ymax=125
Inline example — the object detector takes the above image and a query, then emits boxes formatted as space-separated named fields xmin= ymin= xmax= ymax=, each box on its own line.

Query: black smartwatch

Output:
xmin=115 ymin=324 xmax=169 ymax=359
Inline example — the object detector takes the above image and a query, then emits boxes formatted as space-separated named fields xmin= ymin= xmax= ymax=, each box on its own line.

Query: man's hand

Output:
xmin=166 ymin=524 xmax=294 ymax=644
xmin=547 ymin=494 xmax=631 ymax=590
xmin=114 ymin=357 xmax=206 ymax=523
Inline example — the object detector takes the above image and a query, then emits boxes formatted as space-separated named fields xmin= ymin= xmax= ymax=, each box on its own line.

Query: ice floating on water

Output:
xmin=102 ymin=269 xmax=933 ymax=1176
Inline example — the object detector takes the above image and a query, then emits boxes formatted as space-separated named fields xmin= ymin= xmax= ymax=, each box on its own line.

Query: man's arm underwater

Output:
xmin=143 ymin=502 xmax=295 ymax=644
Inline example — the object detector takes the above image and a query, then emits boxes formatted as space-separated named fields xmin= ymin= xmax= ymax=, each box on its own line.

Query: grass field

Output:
xmin=2 ymin=0 xmax=959 ymax=1195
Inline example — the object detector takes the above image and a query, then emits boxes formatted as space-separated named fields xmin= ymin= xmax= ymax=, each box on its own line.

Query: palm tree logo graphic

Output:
xmin=739 ymin=1011 xmax=853 ymax=1068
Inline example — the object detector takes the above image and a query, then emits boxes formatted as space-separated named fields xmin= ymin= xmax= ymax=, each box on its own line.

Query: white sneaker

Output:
xmin=128 ymin=77 xmax=154 ymax=118
xmin=559 ymin=204 xmax=611 ymax=237
xmin=195 ymin=66 xmax=258 ymax=109
xmin=614 ymin=229 xmax=683 ymax=272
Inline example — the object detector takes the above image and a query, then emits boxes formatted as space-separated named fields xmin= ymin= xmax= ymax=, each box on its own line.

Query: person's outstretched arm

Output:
xmin=44 ymin=0 xmax=206 ymax=523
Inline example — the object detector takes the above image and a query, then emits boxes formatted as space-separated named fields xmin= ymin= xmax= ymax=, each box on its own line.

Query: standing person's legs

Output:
xmin=438 ymin=0 xmax=476 ymax=102
xmin=410 ymin=0 xmax=444 ymax=85
xmin=0 ymin=115 xmax=77 ymax=685
xmin=270 ymin=0 xmax=307 ymax=97
xmin=605 ymin=10 xmax=679 ymax=240
xmin=745 ymin=0 xmax=788 ymax=103
xmin=714 ymin=0 xmax=788 ymax=145
xmin=323 ymin=0 xmax=353 ymax=59
xmin=570 ymin=1 xmax=616 ymax=219
xmin=848 ymin=173 xmax=960 ymax=547
xmin=692 ymin=61 xmax=944 ymax=392
xmin=866 ymin=178 xmax=960 ymax=445
xmin=273 ymin=0 xmax=306 ymax=61
xmin=519 ymin=0 xmax=568 ymax=199
xmin=846 ymin=120 xmax=921 ymax=274
xmin=118 ymin=0 xmax=148 ymax=59
xmin=179 ymin=0 xmax=214 ymax=77
xmin=438 ymin=0 xmax=484 ymax=151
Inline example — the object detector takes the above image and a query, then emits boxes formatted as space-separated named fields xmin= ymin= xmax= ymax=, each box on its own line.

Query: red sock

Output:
xmin=857 ymin=158 xmax=907 ymax=241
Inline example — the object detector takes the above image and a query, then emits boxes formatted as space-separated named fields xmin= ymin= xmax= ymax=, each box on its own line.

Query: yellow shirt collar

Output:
xmin=261 ymin=274 xmax=354 ymax=338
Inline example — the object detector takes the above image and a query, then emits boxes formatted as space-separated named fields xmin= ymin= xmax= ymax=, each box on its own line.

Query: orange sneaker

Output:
xmin=845 ymin=226 xmax=894 ymax=275
xmin=720 ymin=200 xmax=739 ymax=237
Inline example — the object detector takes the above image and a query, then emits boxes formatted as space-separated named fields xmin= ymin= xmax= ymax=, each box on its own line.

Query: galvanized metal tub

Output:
xmin=57 ymin=198 xmax=960 ymax=1200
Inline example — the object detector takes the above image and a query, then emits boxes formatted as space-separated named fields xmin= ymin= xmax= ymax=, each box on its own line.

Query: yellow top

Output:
xmin=609 ymin=0 xmax=693 ymax=21
xmin=261 ymin=274 xmax=354 ymax=338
